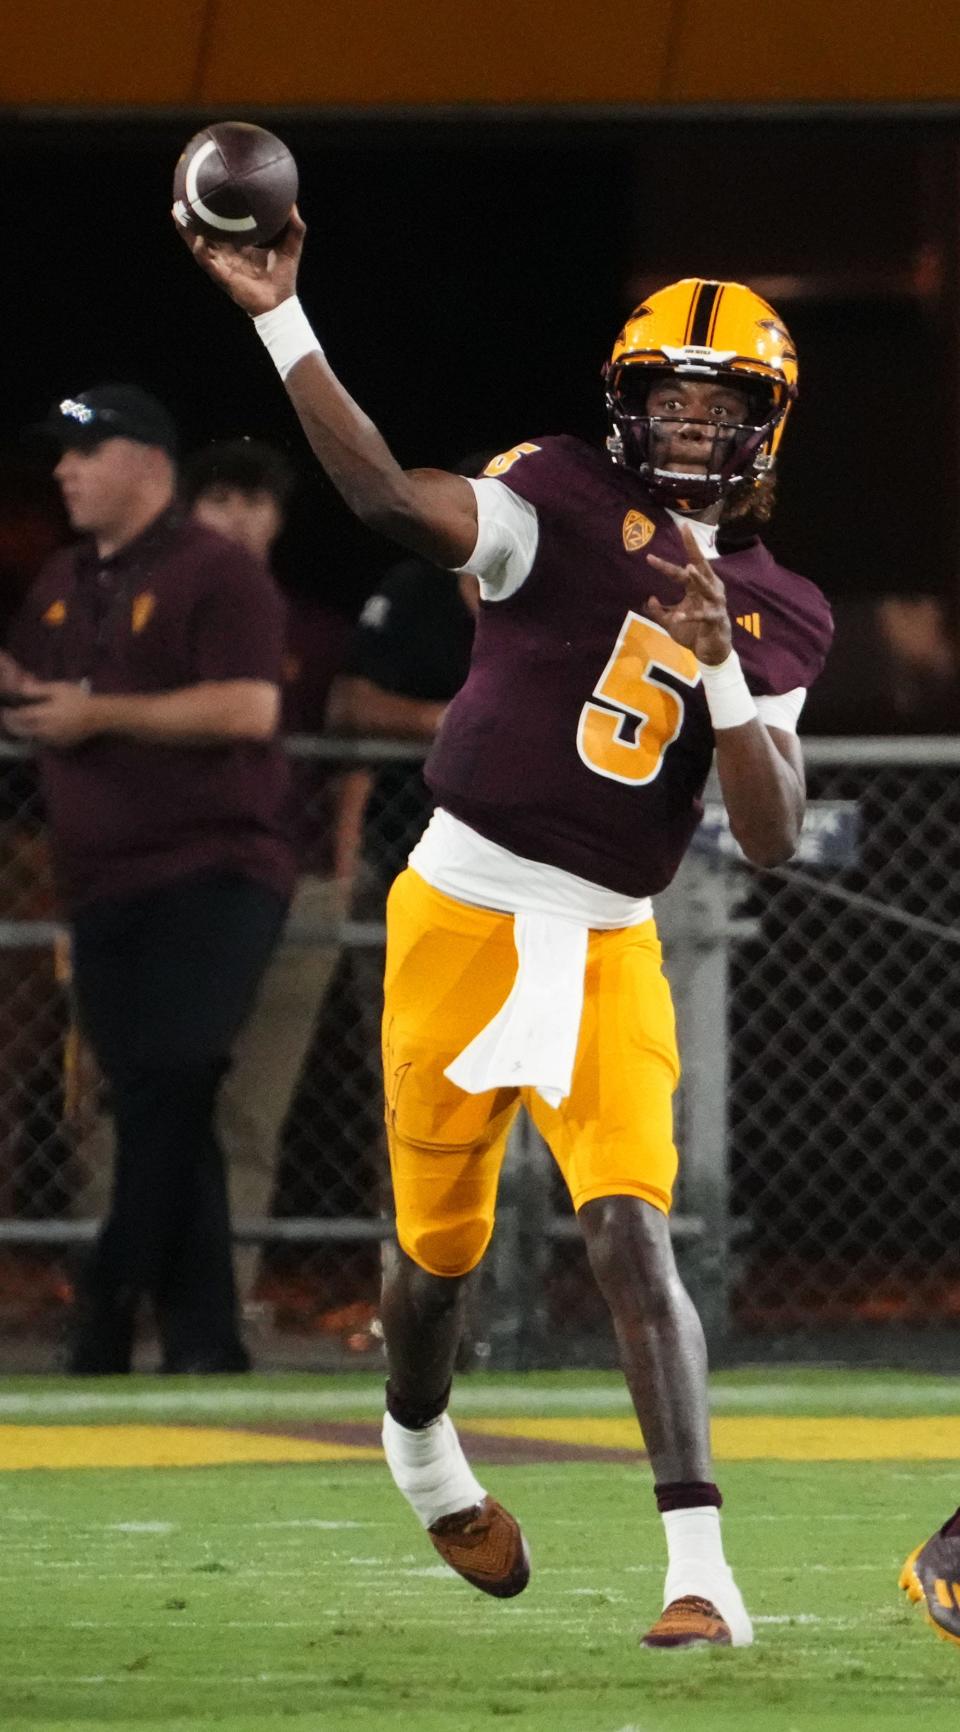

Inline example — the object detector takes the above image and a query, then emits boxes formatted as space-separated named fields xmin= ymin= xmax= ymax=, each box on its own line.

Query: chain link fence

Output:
xmin=727 ymin=741 xmax=960 ymax=1359
xmin=0 ymin=736 xmax=959 ymax=1370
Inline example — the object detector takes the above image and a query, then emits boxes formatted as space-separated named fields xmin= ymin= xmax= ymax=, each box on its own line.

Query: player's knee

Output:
xmin=579 ymin=1194 xmax=678 ymax=1303
xmin=398 ymin=1212 xmax=492 ymax=1279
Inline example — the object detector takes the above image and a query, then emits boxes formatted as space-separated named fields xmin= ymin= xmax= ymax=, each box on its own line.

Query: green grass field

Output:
xmin=2 ymin=1369 xmax=960 ymax=1731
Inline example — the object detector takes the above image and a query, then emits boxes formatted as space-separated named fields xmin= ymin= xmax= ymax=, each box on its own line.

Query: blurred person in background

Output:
xmin=329 ymin=536 xmax=479 ymax=1041
xmin=183 ymin=437 xmax=357 ymax=1308
xmin=184 ymin=219 xmax=832 ymax=1646
xmin=0 ymin=387 xmax=294 ymax=1373
xmin=803 ymin=593 xmax=960 ymax=733
xmin=273 ymin=545 xmax=477 ymax=1347
xmin=329 ymin=456 xmax=488 ymax=899
xmin=322 ymin=450 xmax=492 ymax=1104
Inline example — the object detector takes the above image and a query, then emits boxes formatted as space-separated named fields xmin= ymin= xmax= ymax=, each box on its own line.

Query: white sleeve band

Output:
xmin=453 ymin=478 xmax=539 ymax=600
xmin=754 ymin=687 xmax=807 ymax=735
xmin=253 ymin=296 xmax=323 ymax=381
xmin=697 ymin=649 xmax=759 ymax=731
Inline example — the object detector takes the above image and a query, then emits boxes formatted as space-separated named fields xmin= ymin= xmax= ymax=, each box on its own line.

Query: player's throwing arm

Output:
xmin=173 ymin=129 xmax=477 ymax=572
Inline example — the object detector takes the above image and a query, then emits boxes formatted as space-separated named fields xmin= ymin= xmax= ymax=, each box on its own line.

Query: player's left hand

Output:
xmin=1 ymin=681 xmax=100 ymax=749
xmin=646 ymin=523 xmax=733 ymax=665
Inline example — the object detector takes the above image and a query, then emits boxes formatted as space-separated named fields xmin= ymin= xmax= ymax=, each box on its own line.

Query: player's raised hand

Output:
xmin=175 ymin=206 xmax=307 ymax=317
xmin=646 ymin=523 xmax=733 ymax=665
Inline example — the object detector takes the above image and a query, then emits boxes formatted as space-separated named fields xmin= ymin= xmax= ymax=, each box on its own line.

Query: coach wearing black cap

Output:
xmin=0 ymin=385 xmax=295 ymax=1373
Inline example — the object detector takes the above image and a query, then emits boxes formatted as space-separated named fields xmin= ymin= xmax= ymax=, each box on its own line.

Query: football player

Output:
xmin=901 ymin=1512 xmax=960 ymax=1645
xmin=181 ymin=212 xmax=832 ymax=1649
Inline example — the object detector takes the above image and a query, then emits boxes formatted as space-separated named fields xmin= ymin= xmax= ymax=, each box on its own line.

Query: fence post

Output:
xmin=481 ymin=1110 xmax=555 ymax=1369
xmin=656 ymin=846 xmax=750 ymax=1353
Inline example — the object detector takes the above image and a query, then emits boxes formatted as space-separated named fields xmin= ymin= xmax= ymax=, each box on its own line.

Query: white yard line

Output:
xmin=5 ymin=1663 xmax=930 ymax=1690
xmin=1 ymin=1378 xmax=959 ymax=1420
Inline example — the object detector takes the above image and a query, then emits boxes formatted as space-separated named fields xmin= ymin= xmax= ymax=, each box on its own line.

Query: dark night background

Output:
xmin=1 ymin=98 xmax=960 ymax=1355
xmin=2 ymin=109 xmax=960 ymax=724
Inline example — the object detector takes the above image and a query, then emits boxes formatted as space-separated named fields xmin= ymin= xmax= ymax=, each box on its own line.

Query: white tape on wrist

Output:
xmin=697 ymin=649 xmax=758 ymax=731
xmin=253 ymin=297 xmax=323 ymax=381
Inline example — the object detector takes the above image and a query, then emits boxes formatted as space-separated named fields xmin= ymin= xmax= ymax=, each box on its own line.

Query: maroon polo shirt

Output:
xmin=8 ymin=507 xmax=295 ymax=909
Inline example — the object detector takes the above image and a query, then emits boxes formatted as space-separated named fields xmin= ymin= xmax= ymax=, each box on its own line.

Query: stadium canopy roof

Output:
xmin=4 ymin=0 xmax=960 ymax=112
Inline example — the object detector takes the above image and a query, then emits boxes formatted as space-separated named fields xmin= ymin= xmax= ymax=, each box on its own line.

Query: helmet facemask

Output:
xmin=603 ymin=362 xmax=785 ymax=512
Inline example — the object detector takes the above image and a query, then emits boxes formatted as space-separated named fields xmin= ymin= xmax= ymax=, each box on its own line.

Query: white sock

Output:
xmin=382 ymin=1411 xmax=486 ymax=1529
xmin=661 ymin=1507 xmax=753 ymax=1647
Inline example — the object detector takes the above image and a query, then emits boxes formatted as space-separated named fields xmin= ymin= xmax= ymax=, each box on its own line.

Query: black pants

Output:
xmin=70 ymin=871 xmax=288 ymax=1372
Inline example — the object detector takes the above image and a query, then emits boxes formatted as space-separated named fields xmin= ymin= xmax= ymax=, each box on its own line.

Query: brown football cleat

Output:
xmin=640 ymin=1594 xmax=732 ymax=1648
xmin=428 ymin=1495 xmax=530 ymax=1598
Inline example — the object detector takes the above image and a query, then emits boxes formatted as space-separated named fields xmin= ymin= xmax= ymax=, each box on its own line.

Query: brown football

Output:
xmin=172 ymin=121 xmax=298 ymax=247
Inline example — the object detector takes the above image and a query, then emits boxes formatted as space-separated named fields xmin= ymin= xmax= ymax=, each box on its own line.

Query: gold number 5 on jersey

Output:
xmin=482 ymin=442 xmax=542 ymax=476
xmin=577 ymin=612 xmax=700 ymax=786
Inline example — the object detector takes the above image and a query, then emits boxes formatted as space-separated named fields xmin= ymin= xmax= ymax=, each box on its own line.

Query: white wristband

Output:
xmin=253 ymin=296 xmax=323 ymax=381
xmin=697 ymin=649 xmax=758 ymax=731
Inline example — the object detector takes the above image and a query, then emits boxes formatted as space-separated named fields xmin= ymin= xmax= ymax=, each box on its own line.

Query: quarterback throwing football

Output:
xmin=181 ymin=209 xmax=832 ymax=1648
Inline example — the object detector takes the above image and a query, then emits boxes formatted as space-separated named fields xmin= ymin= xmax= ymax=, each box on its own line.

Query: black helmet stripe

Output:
xmin=688 ymin=280 xmax=722 ymax=348
xmin=706 ymin=284 xmax=726 ymax=347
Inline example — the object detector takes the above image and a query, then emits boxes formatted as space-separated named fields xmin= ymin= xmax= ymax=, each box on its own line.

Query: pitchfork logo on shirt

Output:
xmin=622 ymin=510 xmax=656 ymax=552
xmin=131 ymin=592 xmax=156 ymax=634
xmin=42 ymin=599 xmax=67 ymax=626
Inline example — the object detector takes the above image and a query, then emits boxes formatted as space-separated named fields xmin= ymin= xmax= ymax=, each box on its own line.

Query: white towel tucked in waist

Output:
xmin=411 ymin=810 xmax=653 ymax=1109
xmin=410 ymin=808 xmax=653 ymax=928
xmin=443 ymin=911 xmax=588 ymax=1109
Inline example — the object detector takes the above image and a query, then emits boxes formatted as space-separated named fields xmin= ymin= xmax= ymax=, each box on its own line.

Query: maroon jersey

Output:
xmin=426 ymin=436 xmax=833 ymax=898
xmin=9 ymin=509 xmax=295 ymax=909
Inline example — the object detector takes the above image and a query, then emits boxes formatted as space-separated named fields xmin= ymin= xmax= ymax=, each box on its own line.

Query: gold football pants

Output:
xmin=383 ymin=868 xmax=680 ymax=1277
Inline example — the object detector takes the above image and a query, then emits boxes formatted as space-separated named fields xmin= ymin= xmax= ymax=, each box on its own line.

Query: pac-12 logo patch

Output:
xmin=622 ymin=510 xmax=655 ymax=552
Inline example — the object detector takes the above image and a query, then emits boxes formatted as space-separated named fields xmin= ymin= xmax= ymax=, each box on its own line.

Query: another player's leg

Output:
xmin=378 ymin=868 xmax=530 ymax=1596
xmin=900 ymin=1510 xmax=960 ymax=1644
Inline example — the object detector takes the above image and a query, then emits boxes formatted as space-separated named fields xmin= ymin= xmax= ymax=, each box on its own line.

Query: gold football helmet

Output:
xmin=603 ymin=278 xmax=798 ymax=510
